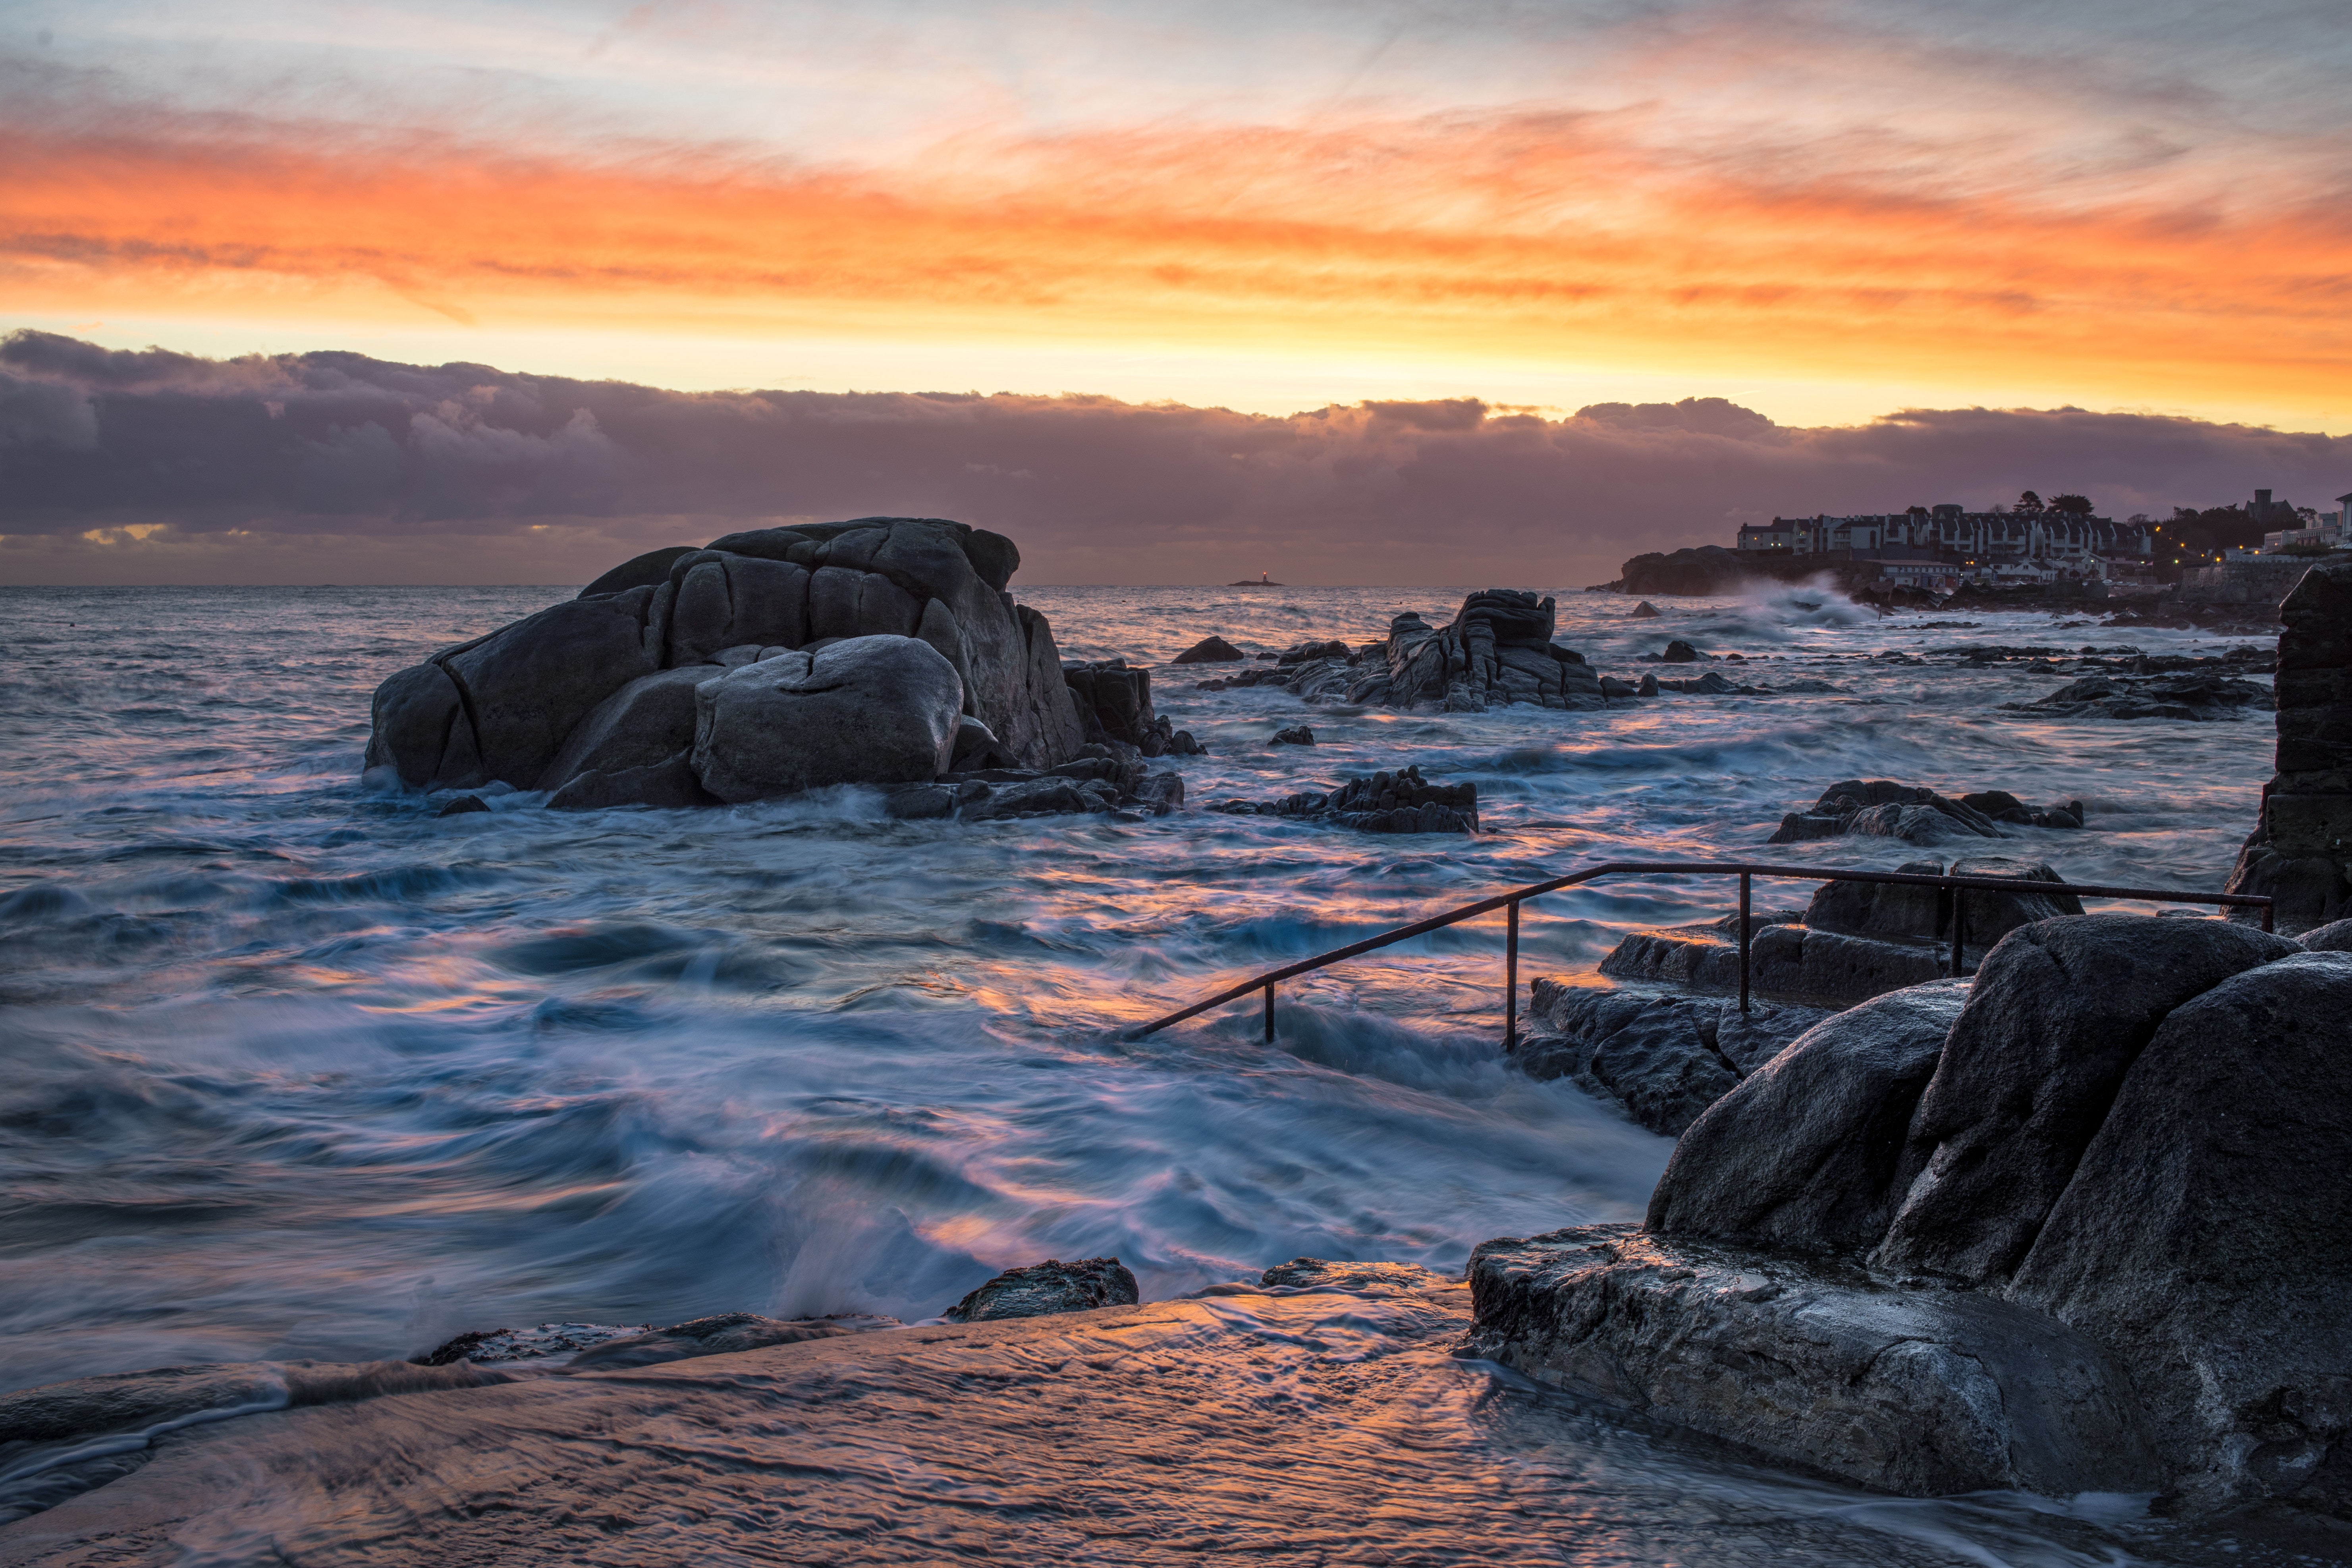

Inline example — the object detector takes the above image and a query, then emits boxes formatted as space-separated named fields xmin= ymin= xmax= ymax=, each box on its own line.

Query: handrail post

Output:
xmin=1738 ymin=872 xmax=1752 ymax=1014
xmin=1951 ymin=886 xmax=1966 ymax=978
xmin=2263 ymin=899 xmax=2274 ymax=934
xmin=1264 ymin=982 xmax=1274 ymax=1043
xmin=1505 ymin=898 xmax=1520 ymax=1049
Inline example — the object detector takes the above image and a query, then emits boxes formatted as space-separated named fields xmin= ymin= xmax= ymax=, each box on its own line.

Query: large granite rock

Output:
xmin=693 ymin=637 xmax=964 ymax=803
xmin=1062 ymin=660 xmax=1204 ymax=757
xmin=1767 ymin=779 xmax=2023 ymax=845
xmin=1644 ymin=981 xmax=1969 ymax=1252
xmin=363 ymin=519 xmax=1087 ymax=800
xmin=1470 ymin=916 xmax=2352 ymax=1519
xmin=2007 ymin=951 xmax=2352 ymax=1514
xmin=1871 ymin=917 xmax=2300 ymax=1282
xmin=1462 ymin=1226 xmax=2157 ymax=1499
xmin=2228 ymin=559 xmax=2352 ymax=934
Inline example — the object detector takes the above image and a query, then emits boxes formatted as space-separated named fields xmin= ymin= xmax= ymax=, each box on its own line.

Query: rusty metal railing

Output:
xmin=1125 ymin=859 xmax=2274 ymax=1045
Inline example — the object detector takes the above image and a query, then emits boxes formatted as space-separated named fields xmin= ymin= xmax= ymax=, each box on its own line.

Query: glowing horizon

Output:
xmin=8 ymin=0 xmax=2352 ymax=434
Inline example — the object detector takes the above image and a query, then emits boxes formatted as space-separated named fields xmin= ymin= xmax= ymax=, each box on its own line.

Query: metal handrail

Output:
xmin=1125 ymin=859 xmax=2275 ymax=1043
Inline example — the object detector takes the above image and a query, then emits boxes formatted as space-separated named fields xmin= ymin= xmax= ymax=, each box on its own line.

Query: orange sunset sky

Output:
xmin=4 ymin=0 xmax=2350 ymax=583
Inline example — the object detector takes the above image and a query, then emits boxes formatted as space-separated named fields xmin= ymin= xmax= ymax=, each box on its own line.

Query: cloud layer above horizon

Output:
xmin=6 ymin=0 xmax=2352 ymax=430
xmin=4 ymin=331 xmax=2343 ymax=586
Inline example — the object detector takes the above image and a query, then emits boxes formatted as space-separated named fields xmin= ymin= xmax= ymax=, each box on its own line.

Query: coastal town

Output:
xmin=1733 ymin=486 xmax=2352 ymax=597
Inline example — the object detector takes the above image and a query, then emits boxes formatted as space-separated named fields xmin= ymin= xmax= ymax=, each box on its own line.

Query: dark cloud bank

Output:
xmin=2 ymin=331 xmax=2344 ymax=586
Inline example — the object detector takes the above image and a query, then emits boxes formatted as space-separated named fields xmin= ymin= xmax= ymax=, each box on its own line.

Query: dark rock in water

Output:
xmin=1803 ymin=855 xmax=2082 ymax=949
xmin=548 ymin=750 xmax=718 ymax=811
xmin=1269 ymin=725 xmax=1315 ymax=745
xmin=1872 ymin=915 xmax=2300 ymax=1283
xmin=1172 ymin=635 xmax=1246 ymax=664
xmin=2010 ymin=669 xmax=2275 ymax=722
xmin=1462 ymin=1225 xmax=2157 ymax=1500
xmin=922 ymin=744 xmax=1182 ymax=820
xmin=1767 ymin=779 xmax=2025 ymax=845
xmin=1651 ymin=670 xmax=1762 ymax=696
xmin=1063 ymin=660 xmax=1156 ymax=749
xmin=1255 ymin=1257 xmax=1449 ymax=1294
xmin=1515 ymin=985 xmax=1832 ymax=1136
xmin=417 ymin=1321 xmax=652 ymax=1366
xmin=567 ymin=1312 xmax=898 ymax=1369
xmin=1630 ymin=600 xmax=1661 ymax=619
xmin=364 ymin=518 xmax=1089 ymax=800
xmin=2226 ymin=559 xmax=2352 ymax=935
xmin=1661 ymin=639 xmax=1698 ymax=663
xmin=436 ymin=795 xmax=489 ymax=816
xmin=1208 ymin=764 xmax=1477 ymax=834
xmin=944 ymin=1257 xmax=1140 ymax=1322
xmin=1636 ymin=673 xmax=1659 ymax=698
xmin=1647 ymin=981 xmax=1969 ymax=1254
xmin=1355 ymin=590 xmax=1615 ymax=712
xmin=1277 ymin=639 xmax=1351 ymax=665
xmin=577 ymin=545 xmax=697 ymax=601
xmin=693 ymin=638 xmax=964 ymax=802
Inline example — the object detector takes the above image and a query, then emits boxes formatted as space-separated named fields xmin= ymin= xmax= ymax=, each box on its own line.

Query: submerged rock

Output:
xmin=567 ymin=1312 xmax=898 ymax=1369
xmin=945 ymin=1257 xmax=1140 ymax=1322
xmin=1268 ymin=725 xmax=1315 ymax=745
xmin=435 ymin=795 xmax=490 ymax=817
xmin=2011 ymin=669 xmax=2275 ymax=722
xmin=1208 ymin=764 xmax=1478 ymax=833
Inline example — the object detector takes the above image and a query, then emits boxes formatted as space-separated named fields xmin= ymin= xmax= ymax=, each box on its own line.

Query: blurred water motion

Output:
xmin=0 ymin=581 xmax=2272 ymax=1560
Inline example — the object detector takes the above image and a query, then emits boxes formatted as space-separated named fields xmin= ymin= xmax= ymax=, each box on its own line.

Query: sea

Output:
xmin=0 ymin=582 xmax=2283 ymax=1564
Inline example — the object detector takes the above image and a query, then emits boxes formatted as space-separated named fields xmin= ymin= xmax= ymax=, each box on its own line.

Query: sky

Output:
xmin=4 ymin=0 xmax=2350 ymax=584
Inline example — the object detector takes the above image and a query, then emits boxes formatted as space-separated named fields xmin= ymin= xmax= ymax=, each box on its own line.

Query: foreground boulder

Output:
xmin=1468 ymin=918 xmax=2352 ymax=1520
xmin=2228 ymin=558 xmax=2352 ymax=934
xmin=363 ymin=518 xmax=1087 ymax=802
xmin=1208 ymin=765 xmax=1478 ymax=833
xmin=944 ymin=1257 xmax=1140 ymax=1322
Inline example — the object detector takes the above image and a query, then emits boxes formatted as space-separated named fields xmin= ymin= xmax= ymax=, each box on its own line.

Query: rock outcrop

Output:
xmin=944 ymin=1257 xmax=1140 ymax=1322
xmin=882 ymin=742 xmax=1186 ymax=822
xmin=1588 ymin=856 xmax=2082 ymax=1011
xmin=1468 ymin=918 xmax=2352 ymax=1520
xmin=2228 ymin=558 xmax=2352 ymax=933
xmin=1768 ymin=779 xmax=2084 ymax=844
xmin=1171 ymin=636 xmax=1246 ymax=664
xmin=1061 ymin=660 xmax=1205 ymax=757
xmin=1207 ymin=765 xmax=1478 ymax=833
xmin=363 ymin=518 xmax=1087 ymax=804
xmin=1351 ymin=591 xmax=1608 ymax=712
xmin=1513 ymin=987 xmax=1835 ymax=1135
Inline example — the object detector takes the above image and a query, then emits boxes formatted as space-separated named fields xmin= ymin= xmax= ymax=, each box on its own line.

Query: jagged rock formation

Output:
xmin=1061 ymin=660 xmax=1206 ymax=757
xmin=363 ymin=519 xmax=1087 ymax=806
xmin=1207 ymin=765 xmax=1478 ymax=833
xmin=1469 ymin=918 xmax=2352 ymax=1518
xmin=2228 ymin=559 xmax=2352 ymax=933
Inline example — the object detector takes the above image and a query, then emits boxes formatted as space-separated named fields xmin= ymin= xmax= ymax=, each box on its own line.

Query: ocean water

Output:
xmin=0 ymin=582 xmax=2281 ymax=1562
